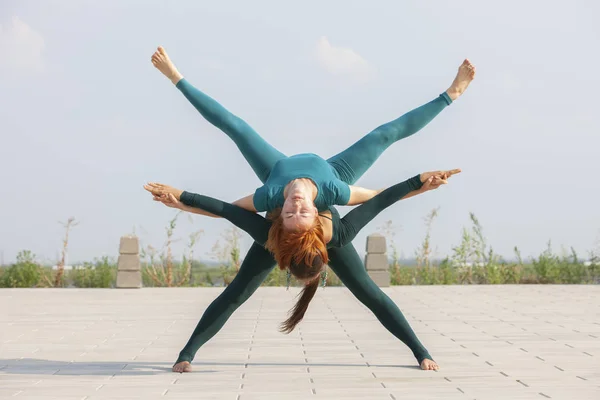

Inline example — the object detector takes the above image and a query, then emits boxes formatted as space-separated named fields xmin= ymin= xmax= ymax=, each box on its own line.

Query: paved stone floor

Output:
xmin=0 ymin=285 xmax=598 ymax=400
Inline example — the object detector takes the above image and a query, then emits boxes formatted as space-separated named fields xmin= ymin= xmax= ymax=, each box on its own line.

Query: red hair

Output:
xmin=265 ymin=209 xmax=329 ymax=270
xmin=266 ymin=209 xmax=328 ymax=333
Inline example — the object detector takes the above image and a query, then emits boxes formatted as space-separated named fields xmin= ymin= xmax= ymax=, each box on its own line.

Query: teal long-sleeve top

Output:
xmin=179 ymin=175 xmax=423 ymax=248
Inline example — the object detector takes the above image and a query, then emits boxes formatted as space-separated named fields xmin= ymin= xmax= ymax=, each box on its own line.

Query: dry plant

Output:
xmin=178 ymin=230 xmax=203 ymax=286
xmin=141 ymin=212 xmax=206 ymax=287
xmin=377 ymin=220 xmax=401 ymax=267
xmin=228 ymin=227 xmax=242 ymax=272
xmin=590 ymin=231 xmax=600 ymax=265
xmin=51 ymin=217 xmax=78 ymax=287
xmin=377 ymin=220 xmax=402 ymax=283
xmin=142 ymin=244 xmax=163 ymax=286
xmin=143 ymin=213 xmax=182 ymax=287
xmin=415 ymin=207 xmax=440 ymax=268
xmin=210 ymin=227 xmax=243 ymax=285
xmin=164 ymin=213 xmax=178 ymax=286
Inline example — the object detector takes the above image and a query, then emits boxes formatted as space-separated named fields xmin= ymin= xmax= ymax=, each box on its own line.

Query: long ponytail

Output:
xmin=279 ymin=252 xmax=324 ymax=333
xmin=265 ymin=208 xmax=326 ymax=333
xmin=280 ymin=277 xmax=320 ymax=333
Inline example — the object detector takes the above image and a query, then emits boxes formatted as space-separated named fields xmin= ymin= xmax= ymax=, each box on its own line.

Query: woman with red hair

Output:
xmin=146 ymin=45 xmax=471 ymax=373
xmin=150 ymin=45 xmax=474 ymax=273
xmin=146 ymin=168 xmax=458 ymax=373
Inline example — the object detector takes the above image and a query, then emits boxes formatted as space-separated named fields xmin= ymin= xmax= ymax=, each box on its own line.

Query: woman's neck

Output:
xmin=284 ymin=178 xmax=317 ymax=200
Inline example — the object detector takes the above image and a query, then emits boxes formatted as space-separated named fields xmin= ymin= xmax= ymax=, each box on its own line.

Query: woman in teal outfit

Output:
xmin=146 ymin=46 xmax=474 ymax=373
xmin=149 ymin=46 xmax=475 ymax=274
xmin=147 ymin=169 xmax=456 ymax=374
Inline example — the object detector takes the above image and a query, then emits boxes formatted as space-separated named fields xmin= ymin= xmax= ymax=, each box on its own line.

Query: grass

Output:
xmin=1 ymin=210 xmax=598 ymax=288
xmin=385 ymin=211 xmax=599 ymax=285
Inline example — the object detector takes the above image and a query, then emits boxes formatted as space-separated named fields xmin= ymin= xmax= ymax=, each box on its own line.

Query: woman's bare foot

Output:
xmin=420 ymin=358 xmax=439 ymax=371
xmin=446 ymin=59 xmax=476 ymax=101
xmin=151 ymin=46 xmax=183 ymax=85
xmin=172 ymin=361 xmax=192 ymax=373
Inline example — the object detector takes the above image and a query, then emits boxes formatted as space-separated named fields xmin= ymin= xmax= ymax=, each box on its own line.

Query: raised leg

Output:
xmin=327 ymin=93 xmax=451 ymax=185
xmin=327 ymin=59 xmax=475 ymax=185
xmin=152 ymin=46 xmax=286 ymax=182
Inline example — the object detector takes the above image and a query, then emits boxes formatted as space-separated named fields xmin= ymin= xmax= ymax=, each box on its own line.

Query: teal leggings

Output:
xmin=176 ymin=78 xmax=449 ymax=365
xmin=175 ymin=78 xmax=452 ymax=183
xmin=177 ymin=243 xmax=432 ymax=365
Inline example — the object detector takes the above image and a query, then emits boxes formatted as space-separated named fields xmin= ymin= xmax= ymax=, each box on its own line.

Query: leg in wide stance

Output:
xmin=173 ymin=243 xmax=276 ymax=372
xmin=328 ymin=244 xmax=439 ymax=370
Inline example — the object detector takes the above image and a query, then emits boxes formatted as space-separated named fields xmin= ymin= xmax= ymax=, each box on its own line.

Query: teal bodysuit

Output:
xmin=167 ymin=76 xmax=453 ymax=368
xmin=176 ymin=174 xmax=430 ymax=366
xmin=253 ymin=153 xmax=351 ymax=212
xmin=174 ymin=77 xmax=451 ymax=213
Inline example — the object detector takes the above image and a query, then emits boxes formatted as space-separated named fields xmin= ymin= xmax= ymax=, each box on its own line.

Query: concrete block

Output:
xmin=119 ymin=236 xmax=139 ymax=255
xmin=367 ymin=270 xmax=390 ymax=287
xmin=365 ymin=234 xmax=387 ymax=254
xmin=116 ymin=270 xmax=142 ymax=288
xmin=364 ymin=253 xmax=389 ymax=271
xmin=117 ymin=254 xmax=141 ymax=271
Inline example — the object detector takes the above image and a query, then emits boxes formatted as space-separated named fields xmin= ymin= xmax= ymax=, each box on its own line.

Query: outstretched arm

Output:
xmin=232 ymin=194 xmax=257 ymax=212
xmin=343 ymin=168 xmax=460 ymax=206
xmin=146 ymin=183 xmax=257 ymax=213
xmin=337 ymin=175 xmax=424 ymax=246
xmin=346 ymin=186 xmax=384 ymax=206
xmin=179 ymin=192 xmax=270 ymax=246
xmin=336 ymin=169 xmax=460 ymax=246
xmin=145 ymin=184 xmax=270 ymax=245
xmin=170 ymin=201 xmax=221 ymax=219
xmin=159 ymin=194 xmax=257 ymax=217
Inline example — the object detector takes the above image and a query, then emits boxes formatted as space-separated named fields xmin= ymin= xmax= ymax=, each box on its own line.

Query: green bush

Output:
xmin=389 ymin=257 xmax=597 ymax=286
xmin=499 ymin=263 xmax=522 ymax=284
xmin=69 ymin=256 xmax=116 ymax=288
xmin=0 ymin=251 xmax=41 ymax=288
xmin=261 ymin=266 xmax=342 ymax=287
xmin=4 ymin=206 xmax=599 ymax=288
xmin=438 ymin=258 xmax=456 ymax=285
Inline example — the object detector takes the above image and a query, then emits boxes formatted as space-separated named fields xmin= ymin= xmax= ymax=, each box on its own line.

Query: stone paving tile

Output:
xmin=0 ymin=286 xmax=598 ymax=399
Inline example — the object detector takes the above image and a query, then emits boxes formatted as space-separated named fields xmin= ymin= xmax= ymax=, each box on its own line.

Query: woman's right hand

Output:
xmin=420 ymin=169 xmax=461 ymax=184
xmin=419 ymin=169 xmax=461 ymax=192
xmin=144 ymin=182 xmax=184 ymax=200
xmin=153 ymin=193 xmax=183 ymax=209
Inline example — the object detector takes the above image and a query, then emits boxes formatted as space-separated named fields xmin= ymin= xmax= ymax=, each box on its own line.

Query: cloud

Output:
xmin=0 ymin=16 xmax=45 ymax=73
xmin=314 ymin=36 xmax=374 ymax=82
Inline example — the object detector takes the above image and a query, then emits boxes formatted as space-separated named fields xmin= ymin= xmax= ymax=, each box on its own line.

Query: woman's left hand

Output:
xmin=153 ymin=193 xmax=183 ymax=209
xmin=419 ymin=169 xmax=461 ymax=191
xmin=144 ymin=182 xmax=184 ymax=200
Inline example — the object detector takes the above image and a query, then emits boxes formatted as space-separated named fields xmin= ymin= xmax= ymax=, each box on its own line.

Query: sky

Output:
xmin=1 ymin=0 xmax=599 ymax=266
